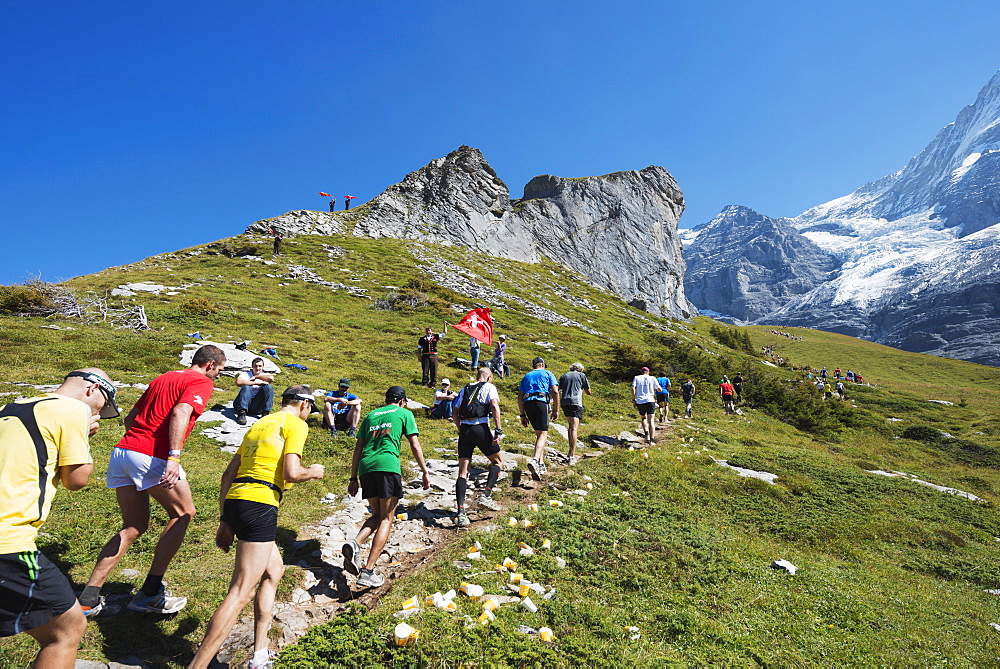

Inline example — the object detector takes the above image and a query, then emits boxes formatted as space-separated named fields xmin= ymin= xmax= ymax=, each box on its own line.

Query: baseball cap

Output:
xmin=641 ymin=367 xmax=650 ymax=374
xmin=441 ymin=378 xmax=451 ymax=385
xmin=386 ymin=385 xmax=407 ymax=402
xmin=338 ymin=378 xmax=351 ymax=388
xmin=532 ymin=356 xmax=545 ymax=366
xmin=65 ymin=371 xmax=120 ymax=419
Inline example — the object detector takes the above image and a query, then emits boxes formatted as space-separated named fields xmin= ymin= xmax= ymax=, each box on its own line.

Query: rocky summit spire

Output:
xmin=249 ymin=145 xmax=695 ymax=319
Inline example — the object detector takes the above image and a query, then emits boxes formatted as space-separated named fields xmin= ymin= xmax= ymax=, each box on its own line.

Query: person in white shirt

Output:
xmin=631 ymin=366 xmax=662 ymax=444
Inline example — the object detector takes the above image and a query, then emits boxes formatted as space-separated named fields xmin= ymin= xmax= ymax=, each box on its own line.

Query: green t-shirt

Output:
xmin=358 ymin=404 xmax=419 ymax=476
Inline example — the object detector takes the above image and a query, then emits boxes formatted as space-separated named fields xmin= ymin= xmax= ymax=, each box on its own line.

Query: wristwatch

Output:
xmin=168 ymin=449 xmax=182 ymax=456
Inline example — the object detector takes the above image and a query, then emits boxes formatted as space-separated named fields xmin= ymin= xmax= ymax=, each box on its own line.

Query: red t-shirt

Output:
xmin=117 ymin=368 xmax=215 ymax=460
xmin=720 ymin=383 xmax=734 ymax=396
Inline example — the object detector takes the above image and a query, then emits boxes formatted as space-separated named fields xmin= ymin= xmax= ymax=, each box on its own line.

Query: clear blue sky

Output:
xmin=4 ymin=1 xmax=999 ymax=285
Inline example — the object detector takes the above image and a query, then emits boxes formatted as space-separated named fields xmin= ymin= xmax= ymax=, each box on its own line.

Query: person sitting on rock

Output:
xmin=323 ymin=378 xmax=361 ymax=438
xmin=234 ymin=357 xmax=274 ymax=426
xmin=431 ymin=378 xmax=457 ymax=419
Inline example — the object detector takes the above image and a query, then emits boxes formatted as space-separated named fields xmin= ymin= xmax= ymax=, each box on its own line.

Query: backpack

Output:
xmin=458 ymin=382 xmax=490 ymax=419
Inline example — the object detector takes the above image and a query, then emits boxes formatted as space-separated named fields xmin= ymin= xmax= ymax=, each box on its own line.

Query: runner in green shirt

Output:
xmin=343 ymin=386 xmax=430 ymax=588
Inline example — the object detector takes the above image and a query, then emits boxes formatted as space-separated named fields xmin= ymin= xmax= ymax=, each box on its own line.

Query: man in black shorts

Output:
xmin=344 ymin=387 xmax=430 ymax=588
xmin=558 ymin=362 xmax=592 ymax=465
xmin=452 ymin=367 xmax=505 ymax=526
xmin=0 ymin=368 xmax=118 ymax=668
xmin=517 ymin=357 xmax=560 ymax=479
xmin=190 ymin=386 xmax=326 ymax=669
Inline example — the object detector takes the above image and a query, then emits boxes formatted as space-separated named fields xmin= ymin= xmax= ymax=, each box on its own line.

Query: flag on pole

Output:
xmin=451 ymin=308 xmax=493 ymax=346
xmin=319 ymin=192 xmax=332 ymax=197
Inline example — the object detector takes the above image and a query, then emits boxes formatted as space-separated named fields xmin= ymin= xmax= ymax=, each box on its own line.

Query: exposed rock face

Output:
xmin=681 ymin=206 xmax=840 ymax=322
xmin=682 ymin=70 xmax=1000 ymax=366
xmin=246 ymin=146 xmax=694 ymax=319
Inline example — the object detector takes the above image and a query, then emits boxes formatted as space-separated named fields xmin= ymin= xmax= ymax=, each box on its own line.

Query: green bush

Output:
xmin=0 ymin=281 xmax=57 ymax=315
xmin=277 ymin=607 xmax=415 ymax=668
xmin=709 ymin=323 xmax=755 ymax=354
xmin=180 ymin=296 xmax=221 ymax=316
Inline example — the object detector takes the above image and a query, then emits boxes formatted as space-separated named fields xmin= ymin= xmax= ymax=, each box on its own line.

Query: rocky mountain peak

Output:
xmin=249 ymin=147 xmax=695 ymax=319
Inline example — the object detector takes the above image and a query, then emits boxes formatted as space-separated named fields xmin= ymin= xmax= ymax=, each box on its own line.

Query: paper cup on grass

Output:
xmin=541 ymin=539 xmax=552 ymax=550
xmin=482 ymin=597 xmax=500 ymax=612
xmin=394 ymin=622 xmax=419 ymax=646
xmin=401 ymin=595 xmax=420 ymax=610
xmin=509 ymin=572 xmax=525 ymax=583
xmin=519 ymin=518 xmax=533 ymax=528
xmin=396 ymin=512 xmax=407 ymax=520
xmin=549 ymin=500 xmax=563 ymax=507
xmin=642 ymin=452 xmax=649 ymax=459
xmin=518 ymin=581 xmax=532 ymax=596
xmin=478 ymin=609 xmax=495 ymax=625
xmin=508 ymin=517 xmax=519 ymax=526
xmin=554 ymin=557 xmax=566 ymax=568
xmin=468 ymin=551 xmax=482 ymax=560
xmin=528 ymin=503 xmax=540 ymax=512
xmin=502 ymin=557 xmax=517 ymax=569
xmin=439 ymin=600 xmax=458 ymax=613
xmin=539 ymin=626 xmax=554 ymax=642
xmin=519 ymin=596 xmax=538 ymax=613
xmin=461 ymin=582 xmax=484 ymax=598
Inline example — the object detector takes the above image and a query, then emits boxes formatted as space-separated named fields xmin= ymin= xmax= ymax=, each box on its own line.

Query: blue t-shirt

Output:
xmin=656 ymin=377 xmax=671 ymax=396
xmin=326 ymin=390 xmax=358 ymax=415
xmin=519 ymin=369 xmax=558 ymax=403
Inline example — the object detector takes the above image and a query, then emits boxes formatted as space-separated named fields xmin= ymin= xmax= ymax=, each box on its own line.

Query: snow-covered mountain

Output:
xmin=683 ymin=70 xmax=1000 ymax=366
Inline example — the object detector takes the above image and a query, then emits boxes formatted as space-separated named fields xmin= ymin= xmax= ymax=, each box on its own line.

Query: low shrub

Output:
xmin=0 ymin=283 xmax=56 ymax=315
xmin=180 ymin=296 xmax=221 ymax=316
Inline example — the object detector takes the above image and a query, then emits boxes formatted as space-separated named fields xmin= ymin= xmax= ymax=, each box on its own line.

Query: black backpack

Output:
xmin=458 ymin=382 xmax=489 ymax=419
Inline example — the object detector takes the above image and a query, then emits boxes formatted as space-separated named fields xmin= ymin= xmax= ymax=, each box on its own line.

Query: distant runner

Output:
xmin=719 ymin=376 xmax=735 ymax=415
xmin=452 ymin=367 xmax=505 ymax=526
xmin=343 ymin=387 xmax=430 ymax=588
xmin=632 ymin=367 xmax=662 ymax=442
xmin=732 ymin=372 xmax=744 ymax=403
xmin=190 ymin=386 xmax=325 ymax=669
xmin=680 ymin=379 xmax=697 ymax=418
xmin=558 ymin=362 xmax=592 ymax=465
xmin=518 ymin=357 xmax=559 ymax=479
xmin=654 ymin=372 xmax=671 ymax=423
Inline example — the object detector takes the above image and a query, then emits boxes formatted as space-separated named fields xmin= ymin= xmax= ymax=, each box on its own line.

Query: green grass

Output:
xmin=2 ymin=229 xmax=1000 ymax=665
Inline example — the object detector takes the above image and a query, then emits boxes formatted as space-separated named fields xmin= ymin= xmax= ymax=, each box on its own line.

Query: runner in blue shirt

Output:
xmin=517 ymin=357 xmax=559 ymax=480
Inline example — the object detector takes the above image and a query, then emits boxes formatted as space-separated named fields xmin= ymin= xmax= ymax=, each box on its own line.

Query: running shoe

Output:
xmin=342 ymin=540 xmax=362 ymax=576
xmin=478 ymin=495 xmax=501 ymax=511
xmin=235 ymin=411 xmax=247 ymax=426
xmin=455 ymin=513 xmax=471 ymax=527
xmin=538 ymin=461 xmax=548 ymax=475
xmin=356 ymin=568 xmax=385 ymax=588
xmin=249 ymin=649 xmax=278 ymax=669
xmin=127 ymin=586 xmax=187 ymax=614
xmin=330 ymin=428 xmax=338 ymax=439
xmin=81 ymin=596 xmax=105 ymax=618
xmin=526 ymin=459 xmax=541 ymax=481
xmin=567 ymin=456 xmax=579 ymax=466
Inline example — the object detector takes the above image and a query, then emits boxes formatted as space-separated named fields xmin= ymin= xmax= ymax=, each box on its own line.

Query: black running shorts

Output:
xmin=655 ymin=393 xmax=669 ymax=403
xmin=523 ymin=400 xmax=550 ymax=431
xmin=636 ymin=402 xmax=656 ymax=416
xmin=457 ymin=423 xmax=501 ymax=459
xmin=222 ymin=498 xmax=279 ymax=542
xmin=562 ymin=404 xmax=583 ymax=419
xmin=360 ymin=471 xmax=403 ymax=500
xmin=0 ymin=551 xmax=79 ymax=637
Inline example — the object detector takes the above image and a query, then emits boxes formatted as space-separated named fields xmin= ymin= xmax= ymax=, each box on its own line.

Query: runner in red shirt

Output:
xmin=78 ymin=345 xmax=226 ymax=617
xmin=719 ymin=376 xmax=736 ymax=415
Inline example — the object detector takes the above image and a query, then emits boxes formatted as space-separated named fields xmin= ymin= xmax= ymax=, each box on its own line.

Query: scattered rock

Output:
xmin=771 ymin=559 xmax=797 ymax=575
xmin=714 ymin=459 xmax=779 ymax=485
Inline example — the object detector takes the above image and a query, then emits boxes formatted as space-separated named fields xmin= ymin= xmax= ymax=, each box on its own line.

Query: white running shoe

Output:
xmin=356 ymin=568 xmax=385 ymax=588
xmin=127 ymin=586 xmax=187 ymax=614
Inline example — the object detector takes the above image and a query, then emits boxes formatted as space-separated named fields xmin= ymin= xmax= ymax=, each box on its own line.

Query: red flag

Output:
xmin=319 ymin=192 xmax=332 ymax=197
xmin=452 ymin=308 xmax=493 ymax=346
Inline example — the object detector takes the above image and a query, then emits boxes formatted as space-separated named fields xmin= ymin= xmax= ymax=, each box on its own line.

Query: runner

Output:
xmin=189 ymin=386 xmax=325 ymax=669
xmin=631 ymin=367 xmax=662 ymax=442
xmin=558 ymin=362 xmax=592 ymax=465
xmin=0 ymin=369 xmax=117 ymax=668
xmin=654 ymin=372 xmax=671 ymax=423
xmin=719 ymin=376 xmax=735 ymax=415
xmin=343 ymin=386 xmax=430 ymax=588
xmin=680 ymin=379 xmax=697 ymax=418
xmin=518 ymin=357 xmax=559 ymax=480
xmin=451 ymin=367 xmax=505 ymax=526
xmin=732 ymin=372 xmax=744 ymax=404
xmin=79 ymin=345 xmax=225 ymax=616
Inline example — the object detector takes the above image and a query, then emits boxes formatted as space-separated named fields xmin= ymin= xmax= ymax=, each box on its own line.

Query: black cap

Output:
xmin=65 ymin=371 xmax=121 ymax=419
xmin=386 ymin=385 xmax=407 ymax=402
xmin=532 ymin=356 xmax=545 ymax=366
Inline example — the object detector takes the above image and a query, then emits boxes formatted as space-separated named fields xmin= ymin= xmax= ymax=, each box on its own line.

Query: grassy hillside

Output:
xmin=2 ymin=226 xmax=1000 ymax=666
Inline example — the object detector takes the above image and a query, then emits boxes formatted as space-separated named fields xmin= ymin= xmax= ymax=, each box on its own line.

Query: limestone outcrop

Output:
xmin=247 ymin=146 xmax=694 ymax=319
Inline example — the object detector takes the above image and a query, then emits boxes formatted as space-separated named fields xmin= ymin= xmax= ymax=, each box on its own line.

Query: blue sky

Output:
xmin=3 ymin=1 xmax=999 ymax=285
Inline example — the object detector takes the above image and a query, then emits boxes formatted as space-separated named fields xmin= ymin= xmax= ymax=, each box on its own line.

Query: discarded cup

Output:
xmin=508 ymin=517 xmax=519 ymax=526
xmin=438 ymin=600 xmax=458 ymax=613
xmin=518 ymin=581 xmax=532 ymax=597
xmin=642 ymin=452 xmax=649 ymax=459
xmin=443 ymin=589 xmax=457 ymax=601
xmin=460 ymin=582 xmax=484 ymax=598
xmin=519 ymin=519 xmax=533 ymax=528
xmin=520 ymin=596 xmax=538 ymax=613
xmin=396 ymin=512 xmax=407 ymax=520
xmin=518 ymin=542 xmax=532 ymax=550
xmin=510 ymin=572 xmax=525 ymax=583
xmin=473 ymin=541 xmax=482 ymax=550
xmin=482 ymin=597 xmax=500 ymax=612
xmin=502 ymin=557 xmax=517 ymax=569
xmin=539 ymin=626 xmax=554 ymax=642
xmin=554 ymin=557 xmax=566 ymax=568
xmin=549 ymin=500 xmax=564 ymax=507
xmin=394 ymin=622 xmax=420 ymax=646
xmin=467 ymin=551 xmax=482 ymax=560
xmin=541 ymin=539 xmax=552 ymax=550
xmin=585 ymin=482 xmax=593 ymax=490
xmin=478 ymin=609 xmax=496 ymax=625
xmin=519 ymin=547 xmax=534 ymax=557
xmin=528 ymin=503 xmax=540 ymax=512
xmin=426 ymin=592 xmax=444 ymax=607
xmin=401 ymin=595 xmax=420 ymax=610
xmin=625 ymin=625 xmax=641 ymax=640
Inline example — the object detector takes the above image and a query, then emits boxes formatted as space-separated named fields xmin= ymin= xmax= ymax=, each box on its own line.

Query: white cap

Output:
xmin=441 ymin=378 xmax=451 ymax=385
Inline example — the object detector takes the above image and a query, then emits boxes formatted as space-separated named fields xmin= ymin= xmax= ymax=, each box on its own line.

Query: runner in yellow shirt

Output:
xmin=190 ymin=385 xmax=325 ymax=669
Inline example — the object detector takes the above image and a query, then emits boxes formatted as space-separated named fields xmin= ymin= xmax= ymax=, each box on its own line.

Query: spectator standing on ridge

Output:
xmin=518 ymin=357 xmax=559 ymax=480
xmin=431 ymin=378 xmax=457 ymax=419
xmin=0 ymin=369 xmax=118 ymax=667
xmin=272 ymin=231 xmax=282 ymax=255
xmin=719 ymin=376 xmax=735 ymax=415
xmin=323 ymin=378 xmax=361 ymax=438
xmin=451 ymin=367 xmax=505 ymax=526
xmin=80 ymin=345 xmax=225 ymax=616
xmin=654 ymin=372 xmax=671 ymax=423
xmin=189 ymin=386 xmax=325 ymax=669
xmin=469 ymin=336 xmax=481 ymax=371
xmin=680 ymin=379 xmax=697 ymax=418
xmin=558 ymin=362 xmax=592 ymax=465
xmin=417 ymin=322 xmax=448 ymax=388
xmin=233 ymin=357 xmax=274 ymax=426
xmin=491 ymin=334 xmax=508 ymax=378
xmin=632 ymin=367 xmax=662 ymax=442
xmin=343 ymin=386 xmax=430 ymax=588
xmin=732 ymin=372 xmax=744 ymax=404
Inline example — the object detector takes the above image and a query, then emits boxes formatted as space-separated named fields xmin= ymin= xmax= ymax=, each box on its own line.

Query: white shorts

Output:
xmin=106 ymin=447 xmax=187 ymax=491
